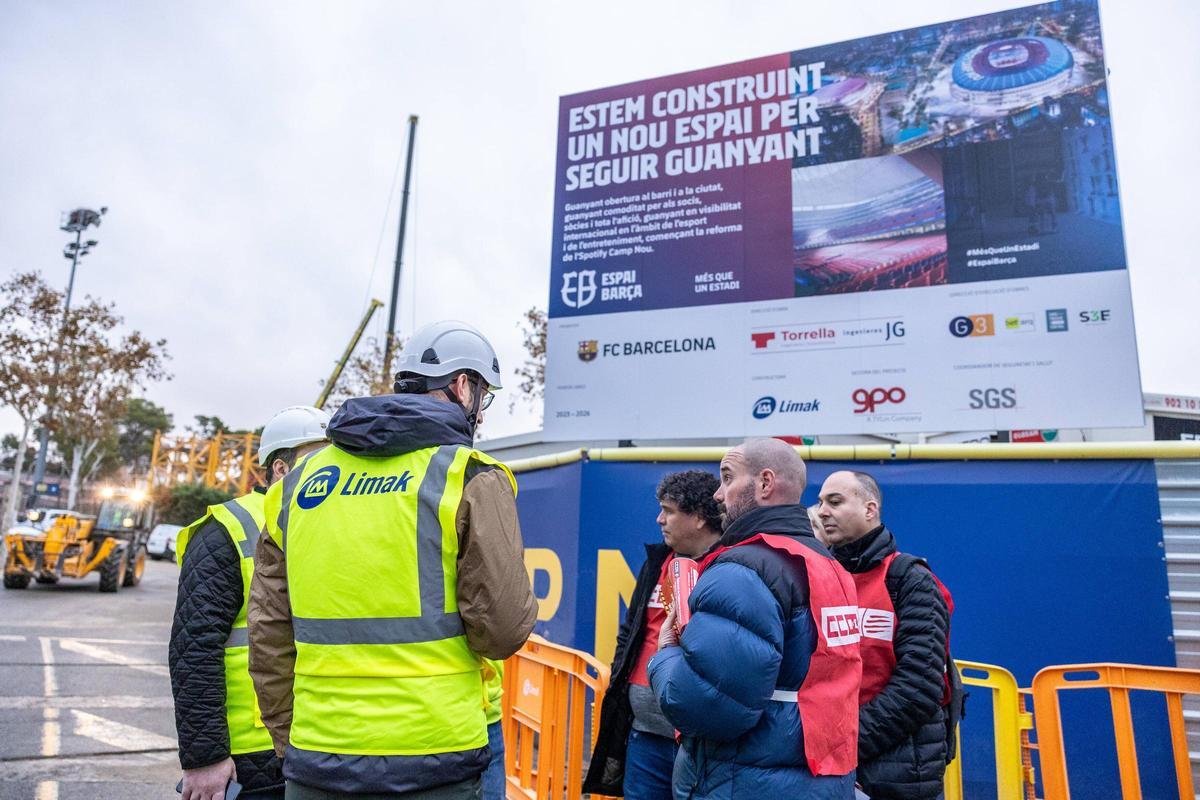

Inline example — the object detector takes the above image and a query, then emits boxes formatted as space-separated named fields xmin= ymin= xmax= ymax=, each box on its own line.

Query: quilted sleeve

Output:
xmin=168 ymin=522 xmax=243 ymax=769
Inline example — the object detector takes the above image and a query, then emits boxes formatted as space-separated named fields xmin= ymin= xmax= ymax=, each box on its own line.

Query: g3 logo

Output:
xmin=297 ymin=466 xmax=340 ymax=510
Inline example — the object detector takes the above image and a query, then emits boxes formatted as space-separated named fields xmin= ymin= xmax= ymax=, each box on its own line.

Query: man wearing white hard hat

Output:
xmin=169 ymin=406 xmax=330 ymax=800
xmin=248 ymin=320 xmax=537 ymax=799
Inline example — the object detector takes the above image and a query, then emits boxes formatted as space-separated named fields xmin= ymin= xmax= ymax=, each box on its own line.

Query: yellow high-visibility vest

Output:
xmin=177 ymin=492 xmax=273 ymax=755
xmin=263 ymin=443 xmax=515 ymax=775
xmin=483 ymin=659 xmax=504 ymax=726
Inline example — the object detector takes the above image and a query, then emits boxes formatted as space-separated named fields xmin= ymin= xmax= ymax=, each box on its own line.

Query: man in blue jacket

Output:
xmin=649 ymin=438 xmax=859 ymax=799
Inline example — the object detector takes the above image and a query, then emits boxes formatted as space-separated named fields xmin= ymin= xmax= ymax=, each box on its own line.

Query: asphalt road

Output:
xmin=0 ymin=557 xmax=182 ymax=799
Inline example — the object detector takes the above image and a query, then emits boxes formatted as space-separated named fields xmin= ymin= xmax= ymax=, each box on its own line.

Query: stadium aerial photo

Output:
xmin=789 ymin=0 xmax=1123 ymax=294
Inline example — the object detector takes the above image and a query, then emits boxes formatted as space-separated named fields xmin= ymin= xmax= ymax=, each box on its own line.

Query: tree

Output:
xmin=189 ymin=415 xmax=230 ymax=438
xmin=117 ymin=398 xmax=173 ymax=468
xmin=0 ymin=273 xmax=66 ymax=530
xmin=511 ymin=306 xmax=546 ymax=413
xmin=1 ymin=433 xmax=37 ymax=472
xmin=155 ymin=483 xmax=233 ymax=526
xmin=51 ymin=293 xmax=170 ymax=508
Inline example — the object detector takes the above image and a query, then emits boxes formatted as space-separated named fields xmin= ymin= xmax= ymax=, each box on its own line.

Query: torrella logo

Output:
xmin=297 ymin=466 xmax=340 ymax=509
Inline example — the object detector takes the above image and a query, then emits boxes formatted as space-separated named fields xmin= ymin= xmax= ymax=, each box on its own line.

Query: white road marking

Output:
xmin=71 ymin=709 xmax=177 ymax=751
xmin=56 ymin=638 xmax=169 ymax=676
xmin=0 ymin=694 xmax=171 ymax=710
xmin=51 ymin=636 xmax=163 ymax=645
xmin=0 ymin=634 xmax=26 ymax=641
xmin=38 ymin=637 xmax=60 ymax=800
xmin=40 ymin=637 xmax=57 ymax=697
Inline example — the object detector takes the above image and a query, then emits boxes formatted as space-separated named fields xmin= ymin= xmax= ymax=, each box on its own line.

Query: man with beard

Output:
xmin=648 ymin=438 xmax=860 ymax=799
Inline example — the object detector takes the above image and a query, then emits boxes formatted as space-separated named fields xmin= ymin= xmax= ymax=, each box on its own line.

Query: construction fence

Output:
xmin=502 ymin=443 xmax=1200 ymax=799
xmin=502 ymin=636 xmax=1200 ymax=800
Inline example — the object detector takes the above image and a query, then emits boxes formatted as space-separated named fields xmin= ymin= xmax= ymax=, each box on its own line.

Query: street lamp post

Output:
xmin=29 ymin=207 xmax=107 ymax=499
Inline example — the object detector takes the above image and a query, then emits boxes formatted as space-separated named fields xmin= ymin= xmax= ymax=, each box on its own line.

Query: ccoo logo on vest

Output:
xmin=296 ymin=465 xmax=415 ymax=509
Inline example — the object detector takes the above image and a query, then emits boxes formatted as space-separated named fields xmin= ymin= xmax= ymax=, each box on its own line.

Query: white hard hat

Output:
xmin=395 ymin=320 xmax=503 ymax=391
xmin=258 ymin=405 xmax=331 ymax=464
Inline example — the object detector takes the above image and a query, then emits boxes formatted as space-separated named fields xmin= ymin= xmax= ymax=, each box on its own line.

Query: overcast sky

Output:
xmin=1 ymin=0 xmax=1197 ymax=444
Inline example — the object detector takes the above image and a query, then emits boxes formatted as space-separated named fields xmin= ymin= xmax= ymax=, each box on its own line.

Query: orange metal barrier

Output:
xmin=1031 ymin=663 xmax=1200 ymax=800
xmin=502 ymin=634 xmax=611 ymax=799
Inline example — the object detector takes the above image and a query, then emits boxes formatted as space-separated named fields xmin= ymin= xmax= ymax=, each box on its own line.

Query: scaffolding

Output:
xmin=148 ymin=430 xmax=264 ymax=495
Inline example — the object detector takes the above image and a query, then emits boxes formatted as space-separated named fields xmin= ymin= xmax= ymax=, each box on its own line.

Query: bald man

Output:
xmin=818 ymin=470 xmax=957 ymax=800
xmin=647 ymin=439 xmax=859 ymax=799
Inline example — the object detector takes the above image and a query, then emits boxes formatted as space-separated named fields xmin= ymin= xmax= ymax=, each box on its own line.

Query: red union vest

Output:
xmin=698 ymin=533 xmax=861 ymax=776
xmin=629 ymin=556 xmax=674 ymax=687
xmin=854 ymin=551 xmax=955 ymax=706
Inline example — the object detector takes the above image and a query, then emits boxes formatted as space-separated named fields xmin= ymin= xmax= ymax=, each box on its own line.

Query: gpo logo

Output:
xmin=752 ymin=396 xmax=777 ymax=419
xmin=560 ymin=270 xmax=597 ymax=308
xmin=297 ymin=465 xmax=340 ymax=510
xmin=821 ymin=605 xmax=862 ymax=647
xmin=853 ymin=387 xmax=906 ymax=414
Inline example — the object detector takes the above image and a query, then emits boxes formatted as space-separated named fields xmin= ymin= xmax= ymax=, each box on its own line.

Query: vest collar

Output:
xmin=832 ymin=525 xmax=894 ymax=573
xmin=719 ymin=503 xmax=815 ymax=547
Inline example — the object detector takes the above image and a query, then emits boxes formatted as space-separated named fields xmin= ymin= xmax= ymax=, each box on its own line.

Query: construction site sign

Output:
xmin=543 ymin=0 xmax=1143 ymax=440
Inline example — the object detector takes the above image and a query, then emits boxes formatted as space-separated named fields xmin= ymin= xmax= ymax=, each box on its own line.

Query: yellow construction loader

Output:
xmin=3 ymin=488 xmax=150 ymax=592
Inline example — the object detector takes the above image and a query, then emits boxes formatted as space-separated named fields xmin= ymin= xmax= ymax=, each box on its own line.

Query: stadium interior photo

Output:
xmin=792 ymin=150 xmax=948 ymax=296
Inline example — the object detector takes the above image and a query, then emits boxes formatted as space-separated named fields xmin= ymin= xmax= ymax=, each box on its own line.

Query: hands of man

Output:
xmin=181 ymin=756 xmax=235 ymax=800
xmin=658 ymin=605 xmax=680 ymax=650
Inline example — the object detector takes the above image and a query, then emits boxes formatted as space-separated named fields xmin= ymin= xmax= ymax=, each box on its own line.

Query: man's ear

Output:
xmin=759 ymin=469 xmax=776 ymax=499
xmin=272 ymin=459 xmax=289 ymax=482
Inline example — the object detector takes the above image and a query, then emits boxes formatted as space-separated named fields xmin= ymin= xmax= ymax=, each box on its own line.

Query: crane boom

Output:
xmin=315 ymin=299 xmax=384 ymax=410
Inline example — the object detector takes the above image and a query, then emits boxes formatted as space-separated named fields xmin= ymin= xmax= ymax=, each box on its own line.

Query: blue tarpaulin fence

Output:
xmin=511 ymin=454 xmax=1174 ymax=799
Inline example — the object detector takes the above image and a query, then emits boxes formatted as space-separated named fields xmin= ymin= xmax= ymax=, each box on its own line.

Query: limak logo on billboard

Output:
xmin=752 ymin=396 xmax=821 ymax=419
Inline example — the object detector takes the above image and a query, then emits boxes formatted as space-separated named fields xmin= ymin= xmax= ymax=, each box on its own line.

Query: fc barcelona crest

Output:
xmin=578 ymin=340 xmax=598 ymax=362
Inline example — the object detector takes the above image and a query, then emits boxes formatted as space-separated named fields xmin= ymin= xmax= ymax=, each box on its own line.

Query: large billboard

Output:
xmin=544 ymin=0 xmax=1142 ymax=440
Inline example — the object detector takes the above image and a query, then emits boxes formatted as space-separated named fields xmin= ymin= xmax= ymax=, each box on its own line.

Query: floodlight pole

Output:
xmin=30 ymin=208 xmax=106 ymax=497
xmin=382 ymin=114 xmax=419 ymax=387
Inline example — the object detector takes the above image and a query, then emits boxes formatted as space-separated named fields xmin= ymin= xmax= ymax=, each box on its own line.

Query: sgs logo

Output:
xmin=949 ymin=314 xmax=995 ymax=338
xmin=853 ymin=387 xmax=906 ymax=414
xmin=968 ymin=387 xmax=1017 ymax=410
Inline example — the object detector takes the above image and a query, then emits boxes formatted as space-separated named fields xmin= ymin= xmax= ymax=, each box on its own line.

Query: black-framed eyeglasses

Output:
xmin=479 ymin=387 xmax=495 ymax=411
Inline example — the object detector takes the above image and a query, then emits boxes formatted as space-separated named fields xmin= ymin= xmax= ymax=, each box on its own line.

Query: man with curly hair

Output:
xmin=584 ymin=470 xmax=722 ymax=800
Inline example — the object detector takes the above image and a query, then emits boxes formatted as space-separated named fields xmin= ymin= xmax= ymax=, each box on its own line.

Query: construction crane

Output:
xmin=315 ymin=298 xmax=384 ymax=410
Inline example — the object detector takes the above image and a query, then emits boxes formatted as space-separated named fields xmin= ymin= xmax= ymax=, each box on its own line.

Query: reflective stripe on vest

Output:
xmin=266 ymin=442 xmax=515 ymax=775
xmin=698 ymin=533 xmax=861 ymax=777
xmin=176 ymin=491 xmax=273 ymax=755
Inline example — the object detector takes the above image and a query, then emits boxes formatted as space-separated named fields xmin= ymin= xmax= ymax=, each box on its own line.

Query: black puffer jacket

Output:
xmin=169 ymin=502 xmax=283 ymax=795
xmin=582 ymin=542 xmax=671 ymax=795
xmin=832 ymin=527 xmax=949 ymax=800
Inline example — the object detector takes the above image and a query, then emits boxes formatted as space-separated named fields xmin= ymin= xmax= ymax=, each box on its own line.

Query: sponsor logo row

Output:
xmin=949 ymin=309 xmax=1112 ymax=337
xmin=751 ymin=386 xmax=1019 ymax=419
xmin=575 ymin=307 xmax=1113 ymax=362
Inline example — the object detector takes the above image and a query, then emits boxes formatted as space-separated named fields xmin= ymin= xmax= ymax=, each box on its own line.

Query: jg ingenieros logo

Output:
xmin=852 ymin=387 xmax=906 ymax=414
xmin=752 ymin=396 xmax=821 ymax=420
xmin=297 ymin=466 xmax=341 ymax=509
xmin=949 ymin=314 xmax=994 ymax=338
xmin=560 ymin=270 xmax=597 ymax=308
